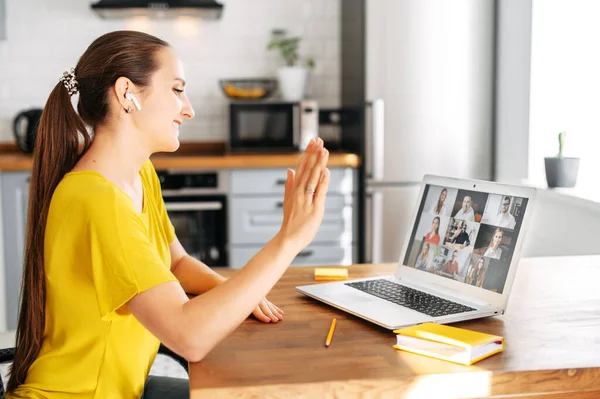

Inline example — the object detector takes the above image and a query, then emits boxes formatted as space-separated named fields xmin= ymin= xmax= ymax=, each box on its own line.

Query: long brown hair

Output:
xmin=473 ymin=258 xmax=486 ymax=284
xmin=7 ymin=30 xmax=170 ymax=392
xmin=435 ymin=188 xmax=447 ymax=214
xmin=432 ymin=216 xmax=440 ymax=235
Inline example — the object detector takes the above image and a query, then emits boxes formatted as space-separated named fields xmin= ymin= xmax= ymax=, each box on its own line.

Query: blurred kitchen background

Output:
xmin=1 ymin=0 xmax=600 ymax=336
xmin=0 ymin=0 xmax=342 ymax=142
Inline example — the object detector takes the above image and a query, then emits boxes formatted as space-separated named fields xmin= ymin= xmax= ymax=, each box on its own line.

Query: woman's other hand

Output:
xmin=251 ymin=298 xmax=284 ymax=323
xmin=278 ymin=138 xmax=330 ymax=252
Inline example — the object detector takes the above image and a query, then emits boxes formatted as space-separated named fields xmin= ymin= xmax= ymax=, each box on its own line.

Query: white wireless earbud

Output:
xmin=125 ymin=91 xmax=142 ymax=111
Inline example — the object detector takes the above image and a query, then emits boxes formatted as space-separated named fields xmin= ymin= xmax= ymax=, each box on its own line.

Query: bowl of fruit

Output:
xmin=219 ymin=79 xmax=277 ymax=100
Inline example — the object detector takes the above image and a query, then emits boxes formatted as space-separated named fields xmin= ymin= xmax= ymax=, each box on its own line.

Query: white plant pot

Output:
xmin=277 ymin=66 xmax=307 ymax=101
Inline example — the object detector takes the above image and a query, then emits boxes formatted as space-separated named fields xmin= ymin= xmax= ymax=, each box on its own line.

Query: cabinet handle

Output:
xmin=26 ymin=176 xmax=30 ymax=183
xmin=276 ymin=201 xmax=284 ymax=208
xmin=297 ymin=250 xmax=314 ymax=258
xmin=275 ymin=179 xmax=287 ymax=185
xmin=165 ymin=202 xmax=223 ymax=211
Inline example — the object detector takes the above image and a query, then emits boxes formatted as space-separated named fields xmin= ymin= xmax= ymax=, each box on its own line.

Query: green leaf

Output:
xmin=557 ymin=131 xmax=566 ymax=158
xmin=265 ymin=29 xmax=306 ymax=67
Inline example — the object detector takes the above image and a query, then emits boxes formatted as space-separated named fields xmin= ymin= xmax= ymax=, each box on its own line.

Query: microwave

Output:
xmin=228 ymin=100 xmax=319 ymax=153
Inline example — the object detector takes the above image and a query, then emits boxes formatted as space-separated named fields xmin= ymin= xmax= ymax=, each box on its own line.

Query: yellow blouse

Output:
xmin=7 ymin=160 xmax=178 ymax=399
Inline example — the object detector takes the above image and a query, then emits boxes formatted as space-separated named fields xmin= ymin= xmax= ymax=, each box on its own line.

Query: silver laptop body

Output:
xmin=297 ymin=175 xmax=537 ymax=330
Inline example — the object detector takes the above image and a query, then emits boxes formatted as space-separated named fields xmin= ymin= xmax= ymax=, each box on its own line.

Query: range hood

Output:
xmin=91 ymin=0 xmax=224 ymax=19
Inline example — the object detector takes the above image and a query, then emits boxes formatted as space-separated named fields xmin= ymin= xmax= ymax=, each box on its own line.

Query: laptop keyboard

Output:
xmin=345 ymin=279 xmax=476 ymax=317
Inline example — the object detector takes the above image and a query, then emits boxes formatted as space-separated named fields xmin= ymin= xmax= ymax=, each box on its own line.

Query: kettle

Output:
xmin=13 ymin=108 xmax=43 ymax=153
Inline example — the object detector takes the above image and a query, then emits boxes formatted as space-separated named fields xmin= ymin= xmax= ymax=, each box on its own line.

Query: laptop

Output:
xmin=296 ymin=175 xmax=537 ymax=330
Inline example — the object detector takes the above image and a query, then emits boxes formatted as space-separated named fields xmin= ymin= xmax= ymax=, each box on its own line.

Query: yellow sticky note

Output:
xmin=314 ymin=267 xmax=349 ymax=281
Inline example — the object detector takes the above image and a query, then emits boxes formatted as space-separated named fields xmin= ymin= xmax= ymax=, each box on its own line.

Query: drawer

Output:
xmin=229 ymin=195 xmax=353 ymax=245
xmin=230 ymin=168 xmax=354 ymax=195
xmin=229 ymin=244 xmax=356 ymax=269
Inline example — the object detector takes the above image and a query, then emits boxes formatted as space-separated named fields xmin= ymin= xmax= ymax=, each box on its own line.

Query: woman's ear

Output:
xmin=113 ymin=76 xmax=131 ymax=109
xmin=113 ymin=77 xmax=143 ymax=110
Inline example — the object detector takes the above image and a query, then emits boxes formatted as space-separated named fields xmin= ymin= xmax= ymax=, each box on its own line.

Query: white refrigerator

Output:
xmin=363 ymin=0 xmax=496 ymax=263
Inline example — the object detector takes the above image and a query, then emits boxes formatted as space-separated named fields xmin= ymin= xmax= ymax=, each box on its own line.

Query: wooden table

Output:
xmin=189 ymin=256 xmax=600 ymax=398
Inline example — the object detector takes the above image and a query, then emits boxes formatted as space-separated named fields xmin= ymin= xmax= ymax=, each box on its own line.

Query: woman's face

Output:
xmin=440 ymin=190 xmax=447 ymax=202
xmin=432 ymin=218 xmax=439 ymax=232
xmin=135 ymin=47 xmax=195 ymax=153
xmin=492 ymin=231 xmax=503 ymax=248
xmin=422 ymin=244 xmax=429 ymax=255
xmin=477 ymin=259 xmax=484 ymax=269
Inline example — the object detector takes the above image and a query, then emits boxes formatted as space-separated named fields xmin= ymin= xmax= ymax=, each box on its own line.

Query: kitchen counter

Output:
xmin=151 ymin=152 xmax=360 ymax=170
xmin=0 ymin=144 xmax=361 ymax=171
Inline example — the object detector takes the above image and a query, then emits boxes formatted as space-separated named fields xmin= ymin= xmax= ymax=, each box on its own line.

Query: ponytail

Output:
xmin=7 ymin=81 xmax=91 ymax=391
xmin=6 ymin=29 xmax=170 ymax=392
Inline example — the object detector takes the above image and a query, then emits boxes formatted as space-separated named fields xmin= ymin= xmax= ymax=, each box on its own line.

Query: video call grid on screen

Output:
xmin=403 ymin=184 xmax=529 ymax=294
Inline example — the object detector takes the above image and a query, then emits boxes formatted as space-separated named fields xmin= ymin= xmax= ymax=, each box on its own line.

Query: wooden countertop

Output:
xmin=190 ymin=256 xmax=600 ymax=398
xmin=0 ymin=152 xmax=360 ymax=171
xmin=151 ymin=152 xmax=360 ymax=170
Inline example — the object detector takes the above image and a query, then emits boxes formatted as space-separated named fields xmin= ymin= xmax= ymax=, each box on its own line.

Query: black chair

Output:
xmin=0 ymin=344 xmax=188 ymax=395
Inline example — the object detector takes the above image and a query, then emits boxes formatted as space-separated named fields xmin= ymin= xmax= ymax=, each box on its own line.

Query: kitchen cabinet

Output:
xmin=1 ymin=171 xmax=30 ymax=330
xmin=229 ymin=195 xmax=351 ymax=245
xmin=230 ymin=244 xmax=356 ymax=268
xmin=230 ymin=168 xmax=355 ymax=196
xmin=228 ymin=168 xmax=358 ymax=268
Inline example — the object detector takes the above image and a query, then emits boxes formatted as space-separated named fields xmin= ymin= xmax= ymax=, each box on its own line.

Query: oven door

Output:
xmin=163 ymin=194 xmax=228 ymax=267
xmin=229 ymin=102 xmax=299 ymax=152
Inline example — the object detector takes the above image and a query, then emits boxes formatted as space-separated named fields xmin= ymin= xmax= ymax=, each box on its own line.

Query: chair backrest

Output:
xmin=0 ymin=347 xmax=16 ymax=395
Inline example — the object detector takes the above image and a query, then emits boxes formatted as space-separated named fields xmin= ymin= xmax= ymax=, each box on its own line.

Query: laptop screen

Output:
xmin=403 ymin=184 xmax=529 ymax=294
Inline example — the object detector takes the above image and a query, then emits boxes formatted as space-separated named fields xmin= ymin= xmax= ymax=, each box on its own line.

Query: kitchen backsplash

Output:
xmin=0 ymin=0 xmax=340 ymax=143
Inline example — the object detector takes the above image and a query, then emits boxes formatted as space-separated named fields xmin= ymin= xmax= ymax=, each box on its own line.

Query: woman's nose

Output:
xmin=182 ymin=98 xmax=195 ymax=120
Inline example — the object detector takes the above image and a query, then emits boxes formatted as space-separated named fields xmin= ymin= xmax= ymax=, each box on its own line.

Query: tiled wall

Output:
xmin=0 ymin=0 xmax=340 ymax=142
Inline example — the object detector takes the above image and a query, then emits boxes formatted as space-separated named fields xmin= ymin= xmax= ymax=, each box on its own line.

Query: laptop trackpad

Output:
xmin=322 ymin=284 xmax=425 ymax=327
xmin=321 ymin=284 xmax=379 ymax=304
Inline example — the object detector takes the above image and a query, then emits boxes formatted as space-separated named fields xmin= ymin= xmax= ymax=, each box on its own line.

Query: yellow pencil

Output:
xmin=325 ymin=318 xmax=337 ymax=347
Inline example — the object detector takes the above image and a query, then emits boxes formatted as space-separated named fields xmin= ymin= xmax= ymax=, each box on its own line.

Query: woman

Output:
xmin=415 ymin=242 xmax=430 ymax=270
xmin=5 ymin=31 xmax=330 ymax=399
xmin=424 ymin=216 xmax=441 ymax=245
xmin=431 ymin=188 xmax=447 ymax=216
xmin=465 ymin=257 xmax=486 ymax=287
xmin=484 ymin=228 xmax=504 ymax=260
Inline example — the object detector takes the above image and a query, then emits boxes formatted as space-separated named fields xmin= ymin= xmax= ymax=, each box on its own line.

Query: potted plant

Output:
xmin=267 ymin=29 xmax=315 ymax=101
xmin=544 ymin=131 xmax=580 ymax=188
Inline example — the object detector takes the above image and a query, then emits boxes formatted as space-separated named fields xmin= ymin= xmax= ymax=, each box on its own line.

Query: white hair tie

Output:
xmin=59 ymin=68 xmax=79 ymax=97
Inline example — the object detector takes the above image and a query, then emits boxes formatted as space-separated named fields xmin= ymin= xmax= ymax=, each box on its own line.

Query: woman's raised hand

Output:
xmin=278 ymin=138 xmax=330 ymax=252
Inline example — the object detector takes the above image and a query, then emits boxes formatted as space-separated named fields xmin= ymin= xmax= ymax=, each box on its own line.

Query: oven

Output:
xmin=157 ymin=169 xmax=228 ymax=267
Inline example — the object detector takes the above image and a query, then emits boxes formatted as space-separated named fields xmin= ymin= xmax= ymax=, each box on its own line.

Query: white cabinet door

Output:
xmin=230 ymin=244 xmax=357 ymax=269
xmin=230 ymin=168 xmax=355 ymax=195
xmin=230 ymin=194 xmax=353 ymax=245
xmin=1 ymin=172 xmax=31 ymax=330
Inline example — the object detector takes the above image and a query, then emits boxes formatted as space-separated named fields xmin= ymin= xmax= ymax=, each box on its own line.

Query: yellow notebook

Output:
xmin=393 ymin=322 xmax=504 ymax=366
xmin=314 ymin=267 xmax=349 ymax=281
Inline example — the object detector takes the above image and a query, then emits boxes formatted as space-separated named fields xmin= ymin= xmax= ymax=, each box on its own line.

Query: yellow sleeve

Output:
xmin=142 ymin=160 xmax=176 ymax=244
xmin=87 ymin=188 xmax=178 ymax=321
